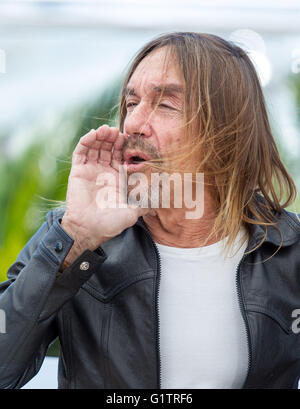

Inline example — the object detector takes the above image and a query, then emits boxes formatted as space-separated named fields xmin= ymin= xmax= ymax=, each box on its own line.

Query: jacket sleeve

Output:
xmin=0 ymin=208 xmax=107 ymax=389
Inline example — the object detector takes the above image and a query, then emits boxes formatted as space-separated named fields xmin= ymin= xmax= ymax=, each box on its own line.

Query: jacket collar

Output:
xmin=246 ymin=194 xmax=300 ymax=248
xmin=137 ymin=194 xmax=300 ymax=250
xmin=247 ymin=208 xmax=300 ymax=248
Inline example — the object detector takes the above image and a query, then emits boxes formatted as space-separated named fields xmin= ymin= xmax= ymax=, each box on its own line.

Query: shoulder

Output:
xmin=281 ymin=209 xmax=300 ymax=231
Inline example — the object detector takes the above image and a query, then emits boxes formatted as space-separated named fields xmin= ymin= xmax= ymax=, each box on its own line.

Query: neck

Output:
xmin=142 ymin=193 xmax=221 ymax=248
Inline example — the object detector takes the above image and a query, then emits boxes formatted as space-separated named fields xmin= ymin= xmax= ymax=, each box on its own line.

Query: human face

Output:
xmin=122 ymin=47 xmax=185 ymax=172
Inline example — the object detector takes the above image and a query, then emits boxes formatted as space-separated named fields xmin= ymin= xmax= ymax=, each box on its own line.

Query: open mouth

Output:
xmin=129 ymin=156 xmax=146 ymax=164
xmin=123 ymin=151 xmax=151 ymax=166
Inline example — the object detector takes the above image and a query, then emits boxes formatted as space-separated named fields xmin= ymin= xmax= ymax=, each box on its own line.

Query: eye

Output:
xmin=126 ymin=101 xmax=137 ymax=109
xmin=158 ymin=103 xmax=176 ymax=111
xmin=159 ymin=104 xmax=173 ymax=109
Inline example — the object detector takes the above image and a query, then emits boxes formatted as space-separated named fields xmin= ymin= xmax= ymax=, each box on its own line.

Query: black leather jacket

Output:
xmin=1 ymin=203 xmax=300 ymax=389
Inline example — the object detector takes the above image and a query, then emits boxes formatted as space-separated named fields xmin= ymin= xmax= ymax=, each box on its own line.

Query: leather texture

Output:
xmin=1 ymin=197 xmax=300 ymax=389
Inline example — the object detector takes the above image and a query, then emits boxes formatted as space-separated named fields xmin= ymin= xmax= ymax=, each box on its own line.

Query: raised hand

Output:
xmin=61 ymin=125 xmax=152 ymax=265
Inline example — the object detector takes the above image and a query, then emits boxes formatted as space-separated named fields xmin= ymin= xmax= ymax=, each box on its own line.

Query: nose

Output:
xmin=124 ymin=103 xmax=152 ymax=139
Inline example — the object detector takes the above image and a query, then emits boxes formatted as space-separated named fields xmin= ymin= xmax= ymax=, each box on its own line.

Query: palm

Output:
xmin=64 ymin=125 xmax=149 ymax=246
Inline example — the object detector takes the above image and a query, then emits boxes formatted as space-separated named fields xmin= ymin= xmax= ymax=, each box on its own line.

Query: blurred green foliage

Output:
xmin=0 ymin=81 xmax=121 ymax=282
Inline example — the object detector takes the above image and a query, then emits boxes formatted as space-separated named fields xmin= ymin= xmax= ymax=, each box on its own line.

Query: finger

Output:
xmin=99 ymin=149 xmax=112 ymax=166
xmin=96 ymin=125 xmax=119 ymax=144
xmin=97 ymin=126 xmax=119 ymax=166
xmin=87 ymin=138 xmax=102 ymax=163
xmin=116 ymin=163 xmax=128 ymax=199
xmin=83 ymin=125 xmax=114 ymax=164
xmin=73 ymin=129 xmax=97 ymax=165
xmin=100 ymin=133 xmax=118 ymax=152
xmin=128 ymin=205 xmax=152 ymax=218
xmin=114 ymin=132 xmax=127 ymax=150
xmin=136 ymin=207 xmax=157 ymax=218
xmin=82 ymin=129 xmax=102 ymax=163
xmin=111 ymin=133 xmax=126 ymax=170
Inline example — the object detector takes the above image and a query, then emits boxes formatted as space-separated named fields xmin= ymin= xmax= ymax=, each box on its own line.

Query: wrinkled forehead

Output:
xmin=127 ymin=46 xmax=185 ymax=94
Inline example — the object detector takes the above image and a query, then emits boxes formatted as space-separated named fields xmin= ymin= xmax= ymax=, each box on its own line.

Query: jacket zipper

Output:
xmin=236 ymin=253 xmax=252 ymax=388
xmin=139 ymin=219 xmax=162 ymax=389
xmin=141 ymin=217 xmax=252 ymax=389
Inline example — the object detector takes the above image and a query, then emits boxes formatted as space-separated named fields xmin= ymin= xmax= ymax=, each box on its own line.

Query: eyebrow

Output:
xmin=124 ymin=83 xmax=184 ymax=97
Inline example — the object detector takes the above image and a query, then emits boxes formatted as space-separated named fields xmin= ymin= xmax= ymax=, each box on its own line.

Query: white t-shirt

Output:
xmin=156 ymin=228 xmax=249 ymax=389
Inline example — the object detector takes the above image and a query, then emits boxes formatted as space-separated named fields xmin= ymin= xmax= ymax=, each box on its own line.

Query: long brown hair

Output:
xmin=119 ymin=32 xmax=298 ymax=258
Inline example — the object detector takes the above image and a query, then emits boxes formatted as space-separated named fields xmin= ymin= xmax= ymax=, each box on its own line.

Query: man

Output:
xmin=1 ymin=32 xmax=300 ymax=389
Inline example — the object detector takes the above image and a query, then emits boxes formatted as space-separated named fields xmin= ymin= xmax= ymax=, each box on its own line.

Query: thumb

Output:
xmin=132 ymin=206 xmax=157 ymax=218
